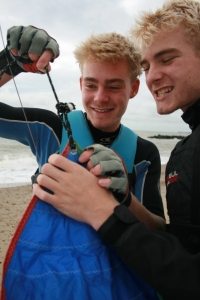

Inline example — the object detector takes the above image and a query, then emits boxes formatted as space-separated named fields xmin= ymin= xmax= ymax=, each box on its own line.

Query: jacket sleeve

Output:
xmin=0 ymin=102 xmax=62 ymax=141
xmin=98 ymin=205 xmax=200 ymax=300
xmin=0 ymin=102 xmax=62 ymax=167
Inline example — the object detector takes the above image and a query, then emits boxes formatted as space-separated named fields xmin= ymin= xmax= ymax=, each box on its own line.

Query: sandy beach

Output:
xmin=0 ymin=164 xmax=167 ymax=289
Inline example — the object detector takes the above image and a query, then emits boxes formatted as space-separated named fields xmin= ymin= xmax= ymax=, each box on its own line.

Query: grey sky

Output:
xmin=1 ymin=0 xmax=190 ymax=133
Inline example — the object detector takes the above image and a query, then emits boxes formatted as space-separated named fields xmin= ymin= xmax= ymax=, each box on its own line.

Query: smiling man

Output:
xmin=131 ymin=0 xmax=200 ymax=255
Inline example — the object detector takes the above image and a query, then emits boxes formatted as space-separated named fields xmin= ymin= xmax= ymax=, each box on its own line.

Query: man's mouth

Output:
xmin=156 ymin=87 xmax=173 ymax=97
xmin=93 ymin=108 xmax=113 ymax=113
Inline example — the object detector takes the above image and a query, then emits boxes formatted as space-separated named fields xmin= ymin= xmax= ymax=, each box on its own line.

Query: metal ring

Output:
xmin=31 ymin=172 xmax=42 ymax=185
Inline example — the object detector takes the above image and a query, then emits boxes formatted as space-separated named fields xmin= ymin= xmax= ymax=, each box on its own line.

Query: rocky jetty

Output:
xmin=148 ymin=134 xmax=185 ymax=140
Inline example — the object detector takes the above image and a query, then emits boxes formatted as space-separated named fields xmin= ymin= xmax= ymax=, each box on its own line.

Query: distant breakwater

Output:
xmin=148 ymin=134 xmax=185 ymax=140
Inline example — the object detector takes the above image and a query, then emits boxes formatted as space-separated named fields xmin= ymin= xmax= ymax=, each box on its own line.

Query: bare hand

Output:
xmin=33 ymin=154 xmax=118 ymax=230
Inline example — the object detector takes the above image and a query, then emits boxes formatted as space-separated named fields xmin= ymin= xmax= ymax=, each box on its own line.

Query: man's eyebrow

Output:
xmin=105 ymin=78 xmax=125 ymax=84
xmin=83 ymin=77 xmax=98 ymax=82
xmin=141 ymin=48 xmax=181 ymax=66
xmin=83 ymin=77 xmax=125 ymax=84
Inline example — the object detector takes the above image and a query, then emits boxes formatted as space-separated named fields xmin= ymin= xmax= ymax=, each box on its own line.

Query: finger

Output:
xmin=28 ymin=30 xmax=50 ymax=56
xmin=33 ymin=182 xmax=56 ymax=205
xmin=41 ymin=162 xmax=65 ymax=182
xmin=28 ymin=53 xmax=40 ymax=61
xmin=78 ymin=149 xmax=94 ymax=163
xmin=90 ymin=150 xmax=121 ymax=167
xmin=107 ymin=177 xmax=127 ymax=193
xmin=36 ymin=170 xmax=56 ymax=190
xmin=100 ymin=160 xmax=124 ymax=175
xmin=89 ymin=164 xmax=101 ymax=176
xmin=10 ymin=48 xmax=18 ymax=56
xmin=7 ymin=25 xmax=24 ymax=50
xmin=18 ymin=27 xmax=38 ymax=56
xmin=36 ymin=49 xmax=53 ymax=72
xmin=98 ymin=178 xmax=112 ymax=187
xmin=48 ymin=153 xmax=81 ymax=174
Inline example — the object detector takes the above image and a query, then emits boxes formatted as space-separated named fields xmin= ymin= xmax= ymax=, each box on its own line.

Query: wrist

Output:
xmin=98 ymin=205 xmax=139 ymax=243
xmin=91 ymin=202 xmax=119 ymax=231
xmin=0 ymin=47 xmax=26 ymax=77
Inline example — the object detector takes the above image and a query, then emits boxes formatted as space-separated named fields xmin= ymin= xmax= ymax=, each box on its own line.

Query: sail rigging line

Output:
xmin=0 ymin=24 xmax=42 ymax=166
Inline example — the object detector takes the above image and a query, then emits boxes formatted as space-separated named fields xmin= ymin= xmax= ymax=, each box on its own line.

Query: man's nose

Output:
xmin=146 ymin=65 xmax=163 ymax=87
xmin=94 ymin=88 xmax=109 ymax=102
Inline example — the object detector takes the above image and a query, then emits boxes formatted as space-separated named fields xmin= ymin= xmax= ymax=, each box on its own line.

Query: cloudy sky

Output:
xmin=1 ymin=0 xmax=190 ymax=133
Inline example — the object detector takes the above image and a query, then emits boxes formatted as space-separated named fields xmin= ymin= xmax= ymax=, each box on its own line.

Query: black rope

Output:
xmin=45 ymin=67 xmax=76 ymax=150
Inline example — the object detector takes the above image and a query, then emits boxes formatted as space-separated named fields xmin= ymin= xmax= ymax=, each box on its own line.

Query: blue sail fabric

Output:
xmin=4 ymin=156 xmax=159 ymax=300
xmin=3 ymin=111 xmax=159 ymax=299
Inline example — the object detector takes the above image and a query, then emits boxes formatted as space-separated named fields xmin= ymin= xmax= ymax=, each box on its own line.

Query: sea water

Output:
xmin=0 ymin=130 xmax=190 ymax=188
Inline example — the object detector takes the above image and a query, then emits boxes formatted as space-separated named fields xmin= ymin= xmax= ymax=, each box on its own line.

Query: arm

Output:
xmin=32 ymin=154 xmax=200 ymax=300
xmin=99 ymin=207 xmax=200 ymax=300
xmin=0 ymin=103 xmax=62 ymax=167
xmin=0 ymin=73 xmax=12 ymax=86
xmin=128 ymin=194 xmax=166 ymax=230
xmin=0 ymin=102 xmax=62 ymax=142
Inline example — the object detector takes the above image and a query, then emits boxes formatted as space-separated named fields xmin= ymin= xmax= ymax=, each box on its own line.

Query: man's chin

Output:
xmin=156 ymin=104 xmax=175 ymax=115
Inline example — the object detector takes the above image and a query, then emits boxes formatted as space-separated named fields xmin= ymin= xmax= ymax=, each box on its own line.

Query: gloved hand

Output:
xmin=0 ymin=25 xmax=59 ymax=76
xmin=86 ymin=144 xmax=132 ymax=207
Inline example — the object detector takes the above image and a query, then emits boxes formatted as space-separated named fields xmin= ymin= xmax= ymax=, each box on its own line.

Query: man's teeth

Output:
xmin=95 ymin=109 xmax=111 ymax=112
xmin=157 ymin=88 xmax=172 ymax=97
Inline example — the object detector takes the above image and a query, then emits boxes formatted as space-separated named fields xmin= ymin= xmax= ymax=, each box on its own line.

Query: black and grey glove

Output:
xmin=0 ymin=25 xmax=59 ymax=77
xmin=86 ymin=144 xmax=132 ymax=207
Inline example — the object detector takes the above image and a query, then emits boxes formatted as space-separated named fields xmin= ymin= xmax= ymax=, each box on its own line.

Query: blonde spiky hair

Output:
xmin=73 ymin=32 xmax=142 ymax=81
xmin=130 ymin=0 xmax=200 ymax=50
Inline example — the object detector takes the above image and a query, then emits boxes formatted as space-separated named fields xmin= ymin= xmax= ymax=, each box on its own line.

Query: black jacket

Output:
xmin=99 ymin=99 xmax=200 ymax=300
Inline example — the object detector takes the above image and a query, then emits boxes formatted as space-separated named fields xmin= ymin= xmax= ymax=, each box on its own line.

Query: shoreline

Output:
xmin=0 ymin=164 xmax=167 ymax=288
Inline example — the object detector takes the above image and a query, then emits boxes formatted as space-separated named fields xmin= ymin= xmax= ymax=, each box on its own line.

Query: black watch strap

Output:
xmin=98 ymin=205 xmax=138 ymax=244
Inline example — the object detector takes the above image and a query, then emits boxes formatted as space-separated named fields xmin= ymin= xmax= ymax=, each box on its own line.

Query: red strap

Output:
xmin=22 ymin=61 xmax=39 ymax=73
xmin=0 ymin=195 xmax=38 ymax=299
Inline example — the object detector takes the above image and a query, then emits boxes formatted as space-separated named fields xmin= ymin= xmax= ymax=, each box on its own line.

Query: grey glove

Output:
xmin=7 ymin=25 xmax=59 ymax=60
xmin=87 ymin=144 xmax=131 ymax=206
xmin=1 ymin=25 xmax=60 ymax=76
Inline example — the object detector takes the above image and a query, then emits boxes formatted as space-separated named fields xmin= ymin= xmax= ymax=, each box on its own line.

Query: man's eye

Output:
xmin=109 ymin=86 xmax=120 ymax=90
xmin=142 ymin=67 xmax=149 ymax=72
xmin=86 ymin=84 xmax=96 ymax=89
xmin=162 ymin=57 xmax=175 ymax=64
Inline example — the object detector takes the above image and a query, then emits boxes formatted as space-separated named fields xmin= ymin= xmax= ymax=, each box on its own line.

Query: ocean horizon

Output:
xmin=0 ymin=129 xmax=190 ymax=188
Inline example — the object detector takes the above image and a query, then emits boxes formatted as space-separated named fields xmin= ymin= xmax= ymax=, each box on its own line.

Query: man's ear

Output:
xmin=80 ymin=76 xmax=83 ymax=90
xmin=130 ymin=78 xmax=140 ymax=98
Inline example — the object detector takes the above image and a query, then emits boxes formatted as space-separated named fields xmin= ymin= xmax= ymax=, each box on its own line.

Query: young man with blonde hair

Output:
xmin=0 ymin=27 xmax=164 ymax=299
xmin=33 ymin=1 xmax=200 ymax=299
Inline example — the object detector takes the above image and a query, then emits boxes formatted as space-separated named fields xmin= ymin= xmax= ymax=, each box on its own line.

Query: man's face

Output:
xmin=80 ymin=60 xmax=139 ymax=132
xmin=141 ymin=25 xmax=200 ymax=114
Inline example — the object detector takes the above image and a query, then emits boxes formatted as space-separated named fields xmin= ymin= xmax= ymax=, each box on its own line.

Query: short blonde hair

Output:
xmin=73 ymin=32 xmax=142 ymax=81
xmin=130 ymin=0 xmax=200 ymax=50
